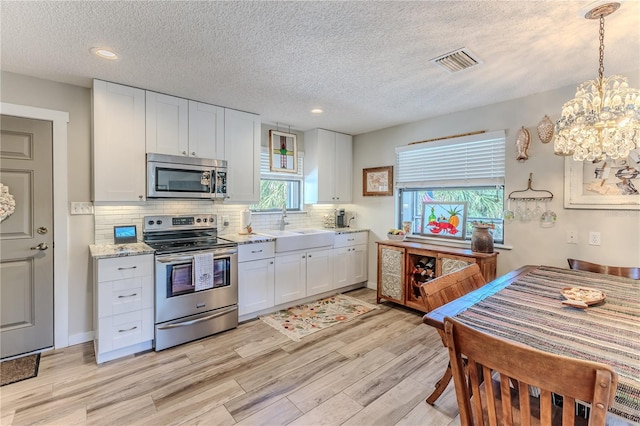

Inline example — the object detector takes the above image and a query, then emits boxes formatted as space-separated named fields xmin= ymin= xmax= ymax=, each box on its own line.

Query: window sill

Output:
xmin=403 ymin=235 xmax=513 ymax=251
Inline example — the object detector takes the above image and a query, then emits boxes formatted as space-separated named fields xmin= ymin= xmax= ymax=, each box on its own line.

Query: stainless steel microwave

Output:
xmin=147 ymin=153 xmax=228 ymax=200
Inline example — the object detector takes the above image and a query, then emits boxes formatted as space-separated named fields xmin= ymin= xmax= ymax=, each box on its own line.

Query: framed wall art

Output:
xmin=419 ymin=201 xmax=468 ymax=240
xmin=564 ymin=154 xmax=640 ymax=210
xmin=363 ymin=166 xmax=393 ymax=196
xmin=269 ymin=130 xmax=297 ymax=173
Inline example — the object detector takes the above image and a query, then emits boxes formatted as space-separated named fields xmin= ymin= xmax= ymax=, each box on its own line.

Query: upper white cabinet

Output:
xmin=189 ymin=101 xmax=225 ymax=160
xmin=92 ymin=80 xmax=146 ymax=202
xmin=224 ymin=108 xmax=261 ymax=204
xmin=146 ymin=92 xmax=225 ymax=160
xmin=304 ymin=129 xmax=353 ymax=203
xmin=145 ymin=91 xmax=189 ymax=156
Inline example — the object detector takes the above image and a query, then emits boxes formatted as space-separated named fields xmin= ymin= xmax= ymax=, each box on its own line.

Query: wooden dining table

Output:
xmin=423 ymin=265 xmax=640 ymax=424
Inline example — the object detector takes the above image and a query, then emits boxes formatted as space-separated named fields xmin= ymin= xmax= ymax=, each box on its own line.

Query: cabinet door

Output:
xmin=377 ymin=245 xmax=404 ymax=304
xmin=274 ymin=252 xmax=306 ymax=305
xmin=92 ymin=80 xmax=146 ymax=202
xmin=315 ymin=129 xmax=337 ymax=202
xmin=238 ymin=258 xmax=275 ymax=316
xmin=145 ymin=91 xmax=189 ymax=156
xmin=349 ymin=244 xmax=367 ymax=284
xmin=333 ymin=247 xmax=349 ymax=289
xmin=333 ymin=132 xmax=352 ymax=203
xmin=437 ymin=254 xmax=475 ymax=277
xmin=224 ymin=108 xmax=260 ymax=203
xmin=306 ymin=248 xmax=334 ymax=296
xmin=188 ymin=101 xmax=224 ymax=159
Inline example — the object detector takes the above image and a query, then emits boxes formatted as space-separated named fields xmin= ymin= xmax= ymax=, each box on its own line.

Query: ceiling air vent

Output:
xmin=430 ymin=48 xmax=482 ymax=73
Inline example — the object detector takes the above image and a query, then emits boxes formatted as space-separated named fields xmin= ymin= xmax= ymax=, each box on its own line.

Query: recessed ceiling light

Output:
xmin=90 ymin=47 xmax=118 ymax=60
xmin=311 ymin=108 xmax=324 ymax=114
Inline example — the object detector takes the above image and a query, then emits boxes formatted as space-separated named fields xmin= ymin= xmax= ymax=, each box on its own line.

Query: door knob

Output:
xmin=31 ymin=242 xmax=48 ymax=251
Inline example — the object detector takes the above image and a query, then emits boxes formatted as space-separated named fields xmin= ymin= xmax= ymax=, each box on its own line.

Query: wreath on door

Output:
xmin=0 ymin=183 xmax=16 ymax=222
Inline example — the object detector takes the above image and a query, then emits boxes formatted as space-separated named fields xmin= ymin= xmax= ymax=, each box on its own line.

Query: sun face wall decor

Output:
xmin=269 ymin=130 xmax=297 ymax=173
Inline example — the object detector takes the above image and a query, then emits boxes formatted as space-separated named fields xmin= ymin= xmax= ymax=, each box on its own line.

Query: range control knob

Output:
xmin=203 ymin=218 xmax=208 ymax=222
xmin=196 ymin=218 xmax=202 ymax=223
xmin=209 ymin=217 xmax=215 ymax=223
xmin=148 ymin=220 xmax=155 ymax=225
xmin=157 ymin=220 xmax=162 ymax=225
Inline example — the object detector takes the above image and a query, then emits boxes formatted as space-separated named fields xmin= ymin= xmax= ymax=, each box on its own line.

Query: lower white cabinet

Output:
xmin=93 ymin=254 xmax=154 ymax=364
xmin=333 ymin=231 xmax=368 ymax=289
xmin=238 ymin=242 xmax=275 ymax=316
xmin=274 ymin=247 xmax=334 ymax=304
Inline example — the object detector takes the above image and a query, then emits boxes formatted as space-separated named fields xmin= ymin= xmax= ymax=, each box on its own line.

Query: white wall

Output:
xmin=353 ymin=72 xmax=640 ymax=280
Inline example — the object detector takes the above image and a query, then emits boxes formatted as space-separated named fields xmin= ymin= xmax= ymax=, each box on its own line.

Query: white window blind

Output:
xmin=395 ymin=130 xmax=505 ymax=188
xmin=260 ymin=147 xmax=304 ymax=179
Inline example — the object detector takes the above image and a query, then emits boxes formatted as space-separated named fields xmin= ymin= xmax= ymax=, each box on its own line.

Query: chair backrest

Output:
xmin=443 ymin=317 xmax=618 ymax=426
xmin=419 ymin=263 xmax=486 ymax=312
xmin=567 ymin=258 xmax=640 ymax=280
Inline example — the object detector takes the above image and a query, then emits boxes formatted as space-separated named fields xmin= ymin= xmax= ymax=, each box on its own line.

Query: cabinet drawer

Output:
xmin=97 ymin=254 xmax=153 ymax=282
xmin=238 ymin=242 xmax=275 ymax=262
xmin=334 ymin=231 xmax=367 ymax=248
xmin=97 ymin=276 xmax=154 ymax=318
xmin=97 ymin=308 xmax=154 ymax=353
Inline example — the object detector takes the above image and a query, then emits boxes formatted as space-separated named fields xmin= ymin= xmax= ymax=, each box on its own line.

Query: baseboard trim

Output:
xmin=68 ymin=331 xmax=94 ymax=346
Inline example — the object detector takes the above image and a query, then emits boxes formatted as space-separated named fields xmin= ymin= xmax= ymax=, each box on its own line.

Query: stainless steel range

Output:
xmin=143 ymin=214 xmax=238 ymax=351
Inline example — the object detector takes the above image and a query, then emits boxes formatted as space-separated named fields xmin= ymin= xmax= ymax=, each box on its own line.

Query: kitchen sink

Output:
xmin=258 ymin=228 xmax=335 ymax=252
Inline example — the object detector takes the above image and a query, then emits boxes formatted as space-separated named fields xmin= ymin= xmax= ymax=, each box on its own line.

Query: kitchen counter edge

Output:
xmin=89 ymin=242 xmax=156 ymax=259
xmin=220 ymin=228 xmax=368 ymax=245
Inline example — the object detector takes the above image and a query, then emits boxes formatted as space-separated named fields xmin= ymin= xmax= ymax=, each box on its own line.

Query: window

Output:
xmin=251 ymin=148 xmax=304 ymax=212
xmin=395 ymin=131 xmax=506 ymax=243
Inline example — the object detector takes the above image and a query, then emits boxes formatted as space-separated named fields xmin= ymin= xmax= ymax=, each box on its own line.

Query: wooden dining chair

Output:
xmin=443 ymin=316 xmax=618 ymax=426
xmin=419 ymin=263 xmax=487 ymax=405
xmin=567 ymin=258 xmax=640 ymax=280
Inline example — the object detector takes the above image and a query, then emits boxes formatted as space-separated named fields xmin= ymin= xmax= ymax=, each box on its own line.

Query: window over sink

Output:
xmin=250 ymin=148 xmax=304 ymax=212
xmin=395 ymin=131 xmax=506 ymax=243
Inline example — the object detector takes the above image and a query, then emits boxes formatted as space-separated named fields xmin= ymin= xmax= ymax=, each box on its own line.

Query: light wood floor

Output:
xmin=0 ymin=288 xmax=460 ymax=425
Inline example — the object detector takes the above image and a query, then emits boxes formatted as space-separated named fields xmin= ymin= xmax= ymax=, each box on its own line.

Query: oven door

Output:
xmin=147 ymin=161 xmax=214 ymax=199
xmin=155 ymin=248 xmax=238 ymax=324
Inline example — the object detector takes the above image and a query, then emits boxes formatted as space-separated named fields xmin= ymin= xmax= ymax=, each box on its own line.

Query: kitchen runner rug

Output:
xmin=0 ymin=353 xmax=41 ymax=386
xmin=260 ymin=294 xmax=379 ymax=342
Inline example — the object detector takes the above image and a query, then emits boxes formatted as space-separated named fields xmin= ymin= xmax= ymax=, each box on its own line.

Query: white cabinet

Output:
xmin=145 ymin=91 xmax=189 ymax=156
xmin=274 ymin=248 xmax=335 ymax=304
xmin=93 ymin=254 xmax=154 ymax=364
xmin=304 ymin=129 xmax=353 ymax=203
xmin=333 ymin=231 xmax=368 ymax=288
xmin=238 ymin=242 xmax=275 ymax=316
xmin=92 ymin=80 xmax=146 ymax=202
xmin=224 ymin=108 xmax=261 ymax=203
xmin=188 ymin=101 xmax=225 ymax=160
xmin=145 ymin=93 xmax=225 ymax=160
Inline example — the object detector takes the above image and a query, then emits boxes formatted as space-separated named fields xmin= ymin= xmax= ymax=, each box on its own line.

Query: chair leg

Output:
xmin=426 ymin=364 xmax=453 ymax=405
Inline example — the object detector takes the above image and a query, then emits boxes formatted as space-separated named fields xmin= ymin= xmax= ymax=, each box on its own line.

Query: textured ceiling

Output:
xmin=1 ymin=1 xmax=639 ymax=135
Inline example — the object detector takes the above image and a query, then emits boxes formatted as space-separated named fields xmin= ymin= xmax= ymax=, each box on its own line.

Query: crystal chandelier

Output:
xmin=553 ymin=2 xmax=640 ymax=162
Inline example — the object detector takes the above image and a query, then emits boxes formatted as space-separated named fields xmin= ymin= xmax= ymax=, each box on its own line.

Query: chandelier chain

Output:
xmin=598 ymin=14 xmax=605 ymax=82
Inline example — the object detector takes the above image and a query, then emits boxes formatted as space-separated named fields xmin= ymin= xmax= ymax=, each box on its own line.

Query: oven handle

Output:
xmin=156 ymin=306 xmax=238 ymax=330
xmin=156 ymin=248 xmax=237 ymax=264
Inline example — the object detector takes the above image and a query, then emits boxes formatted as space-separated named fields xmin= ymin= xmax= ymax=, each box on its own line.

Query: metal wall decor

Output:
xmin=537 ymin=115 xmax=554 ymax=144
xmin=515 ymin=126 xmax=530 ymax=162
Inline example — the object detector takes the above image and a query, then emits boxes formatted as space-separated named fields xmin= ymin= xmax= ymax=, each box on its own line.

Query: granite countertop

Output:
xmin=89 ymin=242 xmax=155 ymax=259
xmin=220 ymin=228 xmax=368 ymax=245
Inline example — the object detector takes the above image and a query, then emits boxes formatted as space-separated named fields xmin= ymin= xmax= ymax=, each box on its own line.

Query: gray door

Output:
xmin=0 ymin=115 xmax=54 ymax=359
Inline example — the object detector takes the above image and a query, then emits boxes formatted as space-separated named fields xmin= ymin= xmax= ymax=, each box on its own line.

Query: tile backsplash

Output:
xmin=94 ymin=201 xmax=348 ymax=244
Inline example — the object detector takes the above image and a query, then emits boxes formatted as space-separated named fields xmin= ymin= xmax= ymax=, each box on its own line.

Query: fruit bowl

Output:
xmin=387 ymin=234 xmax=405 ymax=241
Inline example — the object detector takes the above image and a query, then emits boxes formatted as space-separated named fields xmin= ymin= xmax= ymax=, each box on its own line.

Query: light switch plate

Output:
xmin=70 ymin=202 xmax=94 ymax=215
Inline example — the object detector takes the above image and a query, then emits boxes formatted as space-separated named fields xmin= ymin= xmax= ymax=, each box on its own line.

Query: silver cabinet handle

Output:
xmin=182 ymin=150 xmax=187 ymax=155
xmin=251 ymin=249 xmax=263 ymax=253
xmin=31 ymin=242 xmax=48 ymax=250
xmin=270 ymin=261 xmax=274 ymax=264
xmin=191 ymin=152 xmax=196 ymax=156
xmin=347 ymin=238 xmax=355 ymax=241
xmin=118 ymin=326 xmax=137 ymax=333
xmin=118 ymin=266 xmax=137 ymax=270
xmin=118 ymin=293 xmax=137 ymax=298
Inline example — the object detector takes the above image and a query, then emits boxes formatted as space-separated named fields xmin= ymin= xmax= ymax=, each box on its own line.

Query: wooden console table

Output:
xmin=376 ymin=240 xmax=498 ymax=312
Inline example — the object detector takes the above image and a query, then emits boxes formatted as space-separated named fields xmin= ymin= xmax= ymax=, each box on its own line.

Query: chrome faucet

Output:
xmin=279 ymin=204 xmax=288 ymax=230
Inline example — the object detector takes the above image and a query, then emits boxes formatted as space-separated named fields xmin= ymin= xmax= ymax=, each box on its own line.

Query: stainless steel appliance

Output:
xmin=335 ymin=209 xmax=347 ymax=228
xmin=147 ymin=153 xmax=228 ymax=200
xmin=143 ymin=214 xmax=238 ymax=351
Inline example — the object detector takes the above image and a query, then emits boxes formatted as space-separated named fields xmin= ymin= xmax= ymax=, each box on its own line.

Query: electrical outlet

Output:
xmin=566 ymin=230 xmax=577 ymax=244
xmin=222 ymin=215 xmax=229 ymax=226
xmin=589 ymin=231 xmax=601 ymax=246
xmin=70 ymin=202 xmax=94 ymax=215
